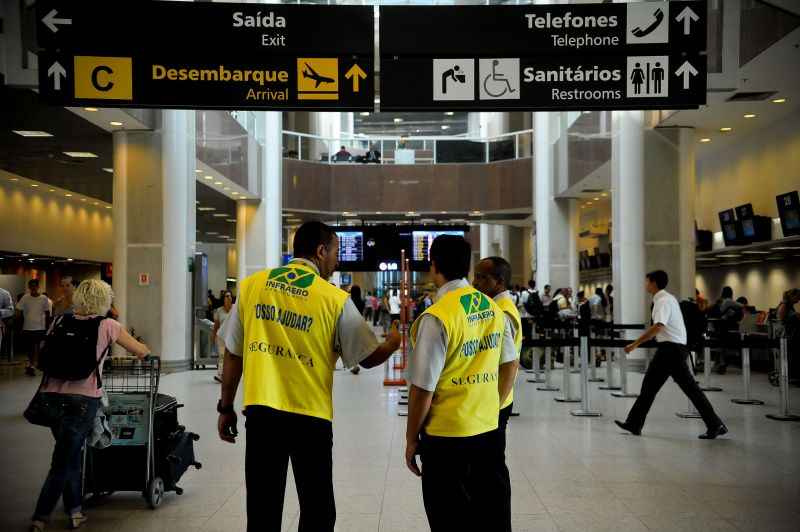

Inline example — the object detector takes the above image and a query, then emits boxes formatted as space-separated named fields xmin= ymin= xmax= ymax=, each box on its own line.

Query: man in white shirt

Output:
xmin=615 ymin=270 xmax=727 ymax=440
xmin=388 ymin=290 xmax=402 ymax=321
xmin=16 ymin=279 xmax=52 ymax=376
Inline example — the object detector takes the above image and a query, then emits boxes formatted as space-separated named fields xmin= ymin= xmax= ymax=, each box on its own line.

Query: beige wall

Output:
xmin=696 ymin=109 xmax=800 ymax=232
xmin=0 ymin=171 xmax=113 ymax=262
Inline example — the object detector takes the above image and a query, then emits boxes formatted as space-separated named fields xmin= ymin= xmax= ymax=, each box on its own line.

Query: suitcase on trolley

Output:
xmin=159 ymin=429 xmax=201 ymax=493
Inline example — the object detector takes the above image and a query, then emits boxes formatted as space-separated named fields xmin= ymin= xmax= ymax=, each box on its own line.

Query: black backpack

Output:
xmin=523 ymin=290 xmax=544 ymax=318
xmin=680 ymin=299 xmax=706 ymax=352
xmin=38 ymin=315 xmax=108 ymax=387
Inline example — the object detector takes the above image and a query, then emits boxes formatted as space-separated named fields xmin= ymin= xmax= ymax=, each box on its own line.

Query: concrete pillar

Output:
xmin=112 ymin=110 xmax=196 ymax=370
xmin=644 ymin=126 xmax=696 ymax=300
xmin=479 ymin=224 xmax=512 ymax=261
xmin=237 ymin=111 xmax=283 ymax=279
xmin=611 ymin=111 xmax=647 ymax=327
xmin=534 ymin=112 xmax=578 ymax=291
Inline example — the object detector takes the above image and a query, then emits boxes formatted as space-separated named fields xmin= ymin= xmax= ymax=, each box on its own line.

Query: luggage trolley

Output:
xmin=83 ymin=357 xmax=201 ymax=509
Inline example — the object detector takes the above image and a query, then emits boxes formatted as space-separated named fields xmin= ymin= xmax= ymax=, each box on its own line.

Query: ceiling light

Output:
xmin=445 ymin=112 xmax=454 ymax=116
xmin=772 ymin=98 xmax=786 ymax=104
xmin=405 ymin=211 xmax=418 ymax=216
xmin=67 ymin=258 xmax=73 ymax=262
xmin=360 ymin=112 xmax=370 ymax=116
xmin=213 ymin=213 xmax=228 ymax=218
xmin=84 ymin=107 xmax=98 ymax=112
xmin=699 ymin=138 xmax=711 ymax=143
xmin=441 ymin=211 xmax=448 ymax=214
xmin=696 ymin=257 xmax=717 ymax=261
xmin=10 ymin=177 xmax=19 ymax=181
xmin=719 ymin=127 xmax=732 ymax=133
xmin=593 ymin=197 xmax=600 ymax=201
xmin=282 ymin=213 xmax=291 ymax=217
xmin=105 ymin=206 xmax=111 ymax=209
xmin=393 ymin=118 xmax=403 ymax=124
xmin=772 ymin=246 xmax=800 ymax=250
xmin=13 ymin=130 xmax=53 ymax=138
xmin=198 ymin=207 xmax=216 ymax=212
xmin=49 ymin=189 xmax=55 ymax=192
xmin=214 ymin=181 xmax=223 ymax=186
xmin=470 ymin=210 xmax=482 ymax=216
xmin=65 ymin=193 xmax=73 ymax=197
xmin=93 ymin=202 xmax=99 ymax=206
xmin=204 ymin=175 xmax=214 ymax=181
xmin=63 ymin=152 xmax=98 ymax=158
xmin=766 ymin=256 xmax=785 ymax=261
xmin=195 ymin=169 xmax=202 ymax=173
xmin=376 ymin=211 xmax=383 ymax=215
xmin=223 ymin=187 xmax=230 ymax=191
xmin=207 ymin=232 xmax=219 ymax=236
xmin=231 ymin=192 xmax=239 ymax=196
xmin=110 ymin=121 xmax=123 ymax=127
xmin=586 ymin=202 xmax=593 ymax=205
xmin=743 ymin=113 xmax=756 ymax=119
xmin=80 ymin=198 xmax=87 ymax=202
xmin=21 ymin=253 xmax=29 ymax=257
xmin=741 ymin=251 xmax=770 ymax=254
xmin=226 ymin=219 xmax=236 ymax=223
xmin=717 ymin=254 xmax=742 ymax=258
xmin=31 ymin=184 xmax=39 ymax=188
xmin=342 ymin=211 xmax=358 ymax=217
xmin=441 ymin=125 xmax=450 ymax=130
xmin=102 ymin=168 xmax=113 ymax=173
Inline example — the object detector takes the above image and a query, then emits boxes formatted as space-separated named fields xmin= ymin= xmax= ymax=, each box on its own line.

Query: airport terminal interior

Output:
xmin=1 ymin=0 xmax=800 ymax=531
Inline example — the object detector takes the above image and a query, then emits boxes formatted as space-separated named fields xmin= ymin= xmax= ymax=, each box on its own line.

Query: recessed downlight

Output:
xmin=719 ymin=127 xmax=732 ymax=133
xmin=102 ymin=168 xmax=113 ymax=173
xmin=772 ymin=98 xmax=786 ymax=104
xmin=699 ymin=138 xmax=711 ymax=143
xmin=743 ymin=113 xmax=756 ymax=119
xmin=84 ymin=107 xmax=99 ymax=112
xmin=204 ymin=175 xmax=214 ymax=180
xmin=214 ymin=181 xmax=223 ymax=186
xmin=63 ymin=152 xmax=98 ymax=158
xmin=110 ymin=121 xmax=124 ymax=127
xmin=65 ymin=193 xmax=73 ymax=197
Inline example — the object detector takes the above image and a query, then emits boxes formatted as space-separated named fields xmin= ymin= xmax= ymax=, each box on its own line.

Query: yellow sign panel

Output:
xmin=296 ymin=58 xmax=338 ymax=100
xmin=74 ymin=56 xmax=133 ymax=100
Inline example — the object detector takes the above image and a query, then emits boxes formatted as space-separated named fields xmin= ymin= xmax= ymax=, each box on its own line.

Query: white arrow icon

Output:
xmin=42 ymin=9 xmax=72 ymax=33
xmin=674 ymin=60 xmax=698 ymax=90
xmin=675 ymin=6 xmax=699 ymax=36
xmin=48 ymin=61 xmax=66 ymax=91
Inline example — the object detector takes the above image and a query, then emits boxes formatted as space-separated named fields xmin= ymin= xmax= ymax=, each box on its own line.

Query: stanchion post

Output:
xmin=536 ymin=341 xmax=559 ymax=391
xmin=611 ymin=345 xmax=638 ymax=398
xmin=700 ymin=340 xmax=723 ymax=392
xmin=732 ymin=334 xmax=764 ymax=405
xmin=677 ymin=351 xmax=702 ymax=418
xmin=588 ymin=329 xmax=603 ymax=383
xmin=599 ymin=330 xmax=620 ymax=390
xmin=555 ymin=329 xmax=581 ymax=403
xmin=571 ymin=333 xmax=602 ymax=417
xmin=766 ymin=337 xmax=800 ymax=422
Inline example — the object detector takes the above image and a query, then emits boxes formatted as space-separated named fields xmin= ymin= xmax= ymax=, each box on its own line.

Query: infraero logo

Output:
xmin=266 ymin=267 xmax=315 ymax=297
xmin=459 ymin=291 xmax=495 ymax=324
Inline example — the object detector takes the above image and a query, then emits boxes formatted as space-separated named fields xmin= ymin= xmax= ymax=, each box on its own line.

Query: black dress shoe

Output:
xmin=615 ymin=420 xmax=641 ymax=436
xmin=699 ymin=424 xmax=728 ymax=440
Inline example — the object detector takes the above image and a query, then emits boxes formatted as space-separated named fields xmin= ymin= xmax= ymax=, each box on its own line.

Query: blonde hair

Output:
xmin=74 ymin=279 xmax=114 ymax=316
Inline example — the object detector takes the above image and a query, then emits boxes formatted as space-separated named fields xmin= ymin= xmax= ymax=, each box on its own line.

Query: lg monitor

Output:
xmin=777 ymin=191 xmax=800 ymax=237
xmin=718 ymin=209 xmax=739 ymax=246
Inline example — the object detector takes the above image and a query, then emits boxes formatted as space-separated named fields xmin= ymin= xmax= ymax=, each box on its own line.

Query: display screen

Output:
xmin=412 ymin=230 xmax=465 ymax=261
xmin=786 ymin=211 xmax=800 ymax=230
xmin=336 ymin=231 xmax=364 ymax=262
xmin=776 ymin=191 xmax=800 ymax=236
xmin=723 ymin=224 xmax=738 ymax=241
xmin=741 ymin=219 xmax=755 ymax=237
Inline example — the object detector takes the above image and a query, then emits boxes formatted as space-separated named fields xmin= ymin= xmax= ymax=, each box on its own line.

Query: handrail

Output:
xmin=282 ymin=128 xmax=534 ymax=144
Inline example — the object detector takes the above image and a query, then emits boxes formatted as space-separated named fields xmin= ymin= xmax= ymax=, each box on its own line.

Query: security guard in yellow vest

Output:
xmin=474 ymin=256 xmax=521 ymax=531
xmin=217 ymin=222 xmax=400 ymax=532
xmin=405 ymin=235 xmax=511 ymax=532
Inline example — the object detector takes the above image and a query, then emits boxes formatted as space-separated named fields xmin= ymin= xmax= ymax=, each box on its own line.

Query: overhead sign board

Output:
xmin=381 ymin=54 xmax=706 ymax=112
xmin=35 ymin=1 xmax=373 ymax=111
xmin=380 ymin=1 xmax=706 ymax=56
xmin=380 ymin=0 xmax=707 ymax=112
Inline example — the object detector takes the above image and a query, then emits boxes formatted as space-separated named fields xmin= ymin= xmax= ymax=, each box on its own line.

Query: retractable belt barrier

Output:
xmin=766 ymin=337 xmax=800 ymax=422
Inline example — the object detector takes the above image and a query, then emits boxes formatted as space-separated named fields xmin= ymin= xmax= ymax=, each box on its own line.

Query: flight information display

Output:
xmin=337 ymin=231 xmax=364 ymax=262
xmin=412 ymin=230 xmax=465 ymax=261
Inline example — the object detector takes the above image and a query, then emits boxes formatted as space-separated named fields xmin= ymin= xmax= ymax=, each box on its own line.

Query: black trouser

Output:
xmin=626 ymin=342 xmax=722 ymax=431
xmin=245 ymin=406 xmax=335 ymax=532
xmin=497 ymin=403 xmax=514 ymax=531
xmin=420 ymin=429 xmax=511 ymax=532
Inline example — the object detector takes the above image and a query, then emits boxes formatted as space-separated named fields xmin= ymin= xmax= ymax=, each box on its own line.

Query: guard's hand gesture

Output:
xmin=218 ymin=411 xmax=238 ymax=444
xmin=386 ymin=320 xmax=401 ymax=349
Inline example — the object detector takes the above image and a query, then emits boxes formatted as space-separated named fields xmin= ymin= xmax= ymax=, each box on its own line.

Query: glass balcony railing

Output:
xmin=281 ymin=129 xmax=534 ymax=165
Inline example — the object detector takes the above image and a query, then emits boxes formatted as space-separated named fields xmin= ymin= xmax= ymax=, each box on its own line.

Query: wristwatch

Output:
xmin=217 ymin=399 xmax=235 ymax=415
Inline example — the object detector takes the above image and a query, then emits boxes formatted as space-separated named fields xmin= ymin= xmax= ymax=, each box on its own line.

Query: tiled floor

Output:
xmin=1 ymin=352 xmax=798 ymax=532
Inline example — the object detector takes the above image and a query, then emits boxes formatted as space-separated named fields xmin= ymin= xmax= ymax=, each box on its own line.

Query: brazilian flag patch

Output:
xmin=460 ymin=291 xmax=491 ymax=315
xmin=268 ymin=267 xmax=316 ymax=289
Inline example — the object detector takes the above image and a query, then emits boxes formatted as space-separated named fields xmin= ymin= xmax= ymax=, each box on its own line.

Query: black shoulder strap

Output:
xmin=94 ymin=317 xmax=109 ymax=389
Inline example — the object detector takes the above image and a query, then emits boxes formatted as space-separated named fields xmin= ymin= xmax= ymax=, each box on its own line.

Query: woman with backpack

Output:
xmin=28 ymin=280 xmax=150 ymax=532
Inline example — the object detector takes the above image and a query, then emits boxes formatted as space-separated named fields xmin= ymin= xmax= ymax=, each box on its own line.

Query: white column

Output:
xmin=161 ymin=110 xmax=196 ymax=367
xmin=611 ymin=110 xmax=646 ymax=326
xmin=112 ymin=132 xmax=129 ymax=330
xmin=237 ymin=111 xmax=283 ymax=279
xmin=480 ymin=224 xmax=491 ymax=259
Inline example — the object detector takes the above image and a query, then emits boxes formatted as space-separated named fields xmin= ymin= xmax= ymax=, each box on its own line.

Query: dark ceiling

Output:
xmin=355 ymin=112 xmax=469 ymax=136
xmin=0 ymin=88 xmax=114 ymax=201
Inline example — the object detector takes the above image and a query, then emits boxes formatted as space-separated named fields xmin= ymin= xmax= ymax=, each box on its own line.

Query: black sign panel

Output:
xmin=35 ymin=0 xmax=374 ymax=111
xmin=381 ymin=54 xmax=706 ymax=112
xmin=380 ymin=1 xmax=706 ymax=56
xmin=37 ymin=52 xmax=373 ymax=111
xmin=36 ymin=1 xmax=373 ymax=56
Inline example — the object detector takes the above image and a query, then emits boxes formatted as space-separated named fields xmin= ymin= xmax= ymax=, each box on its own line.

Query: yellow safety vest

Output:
xmin=495 ymin=295 xmax=522 ymax=409
xmin=411 ymin=285 xmax=505 ymax=437
xmin=238 ymin=261 xmax=348 ymax=421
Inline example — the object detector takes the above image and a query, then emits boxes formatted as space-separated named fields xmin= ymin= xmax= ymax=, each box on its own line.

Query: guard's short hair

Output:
xmin=293 ymin=222 xmax=337 ymax=259
xmin=646 ymin=270 xmax=669 ymax=290
xmin=483 ymin=257 xmax=512 ymax=289
xmin=430 ymin=235 xmax=471 ymax=281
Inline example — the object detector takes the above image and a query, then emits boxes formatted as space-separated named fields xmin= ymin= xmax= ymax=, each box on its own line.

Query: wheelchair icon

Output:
xmin=483 ymin=59 xmax=517 ymax=98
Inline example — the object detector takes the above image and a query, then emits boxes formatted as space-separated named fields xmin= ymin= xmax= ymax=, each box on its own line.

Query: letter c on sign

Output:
xmin=92 ymin=66 xmax=114 ymax=92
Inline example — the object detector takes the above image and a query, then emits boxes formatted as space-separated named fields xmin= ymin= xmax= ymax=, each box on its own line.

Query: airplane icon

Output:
xmin=302 ymin=63 xmax=335 ymax=88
